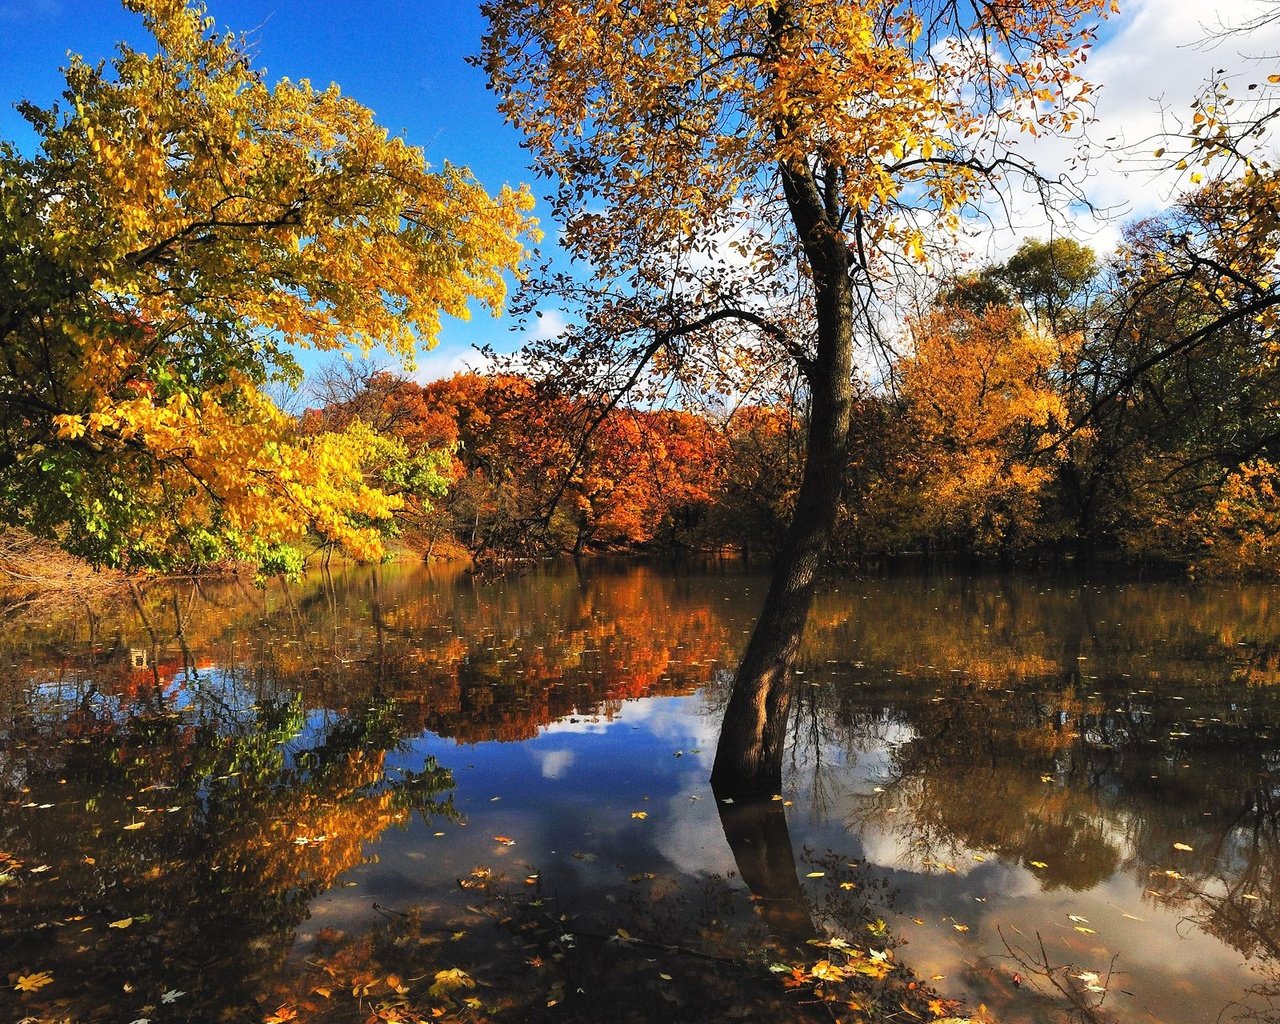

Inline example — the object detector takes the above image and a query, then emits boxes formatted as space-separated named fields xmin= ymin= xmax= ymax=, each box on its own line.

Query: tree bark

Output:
xmin=710 ymin=154 xmax=854 ymax=799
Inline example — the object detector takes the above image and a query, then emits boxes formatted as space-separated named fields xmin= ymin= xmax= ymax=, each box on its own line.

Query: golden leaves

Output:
xmin=14 ymin=971 xmax=54 ymax=992
xmin=6 ymin=0 xmax=535 ymax=571
xmin=482 ymin=0 xmax=1109 ymax=275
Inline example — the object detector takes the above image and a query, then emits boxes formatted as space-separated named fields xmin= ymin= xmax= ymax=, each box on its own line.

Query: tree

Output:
xmin=480 ymin=0 xmax=1110 ymax=795
xmin=895 ymin=302 xmax=1073 ymax=554
xmin=0 ymin=0 xmax=535 ymax=571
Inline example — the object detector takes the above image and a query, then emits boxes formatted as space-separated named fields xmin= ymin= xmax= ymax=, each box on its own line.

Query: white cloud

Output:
xmin=408 ymin=344 xmax=494 ymax=385
xmin=975 ymin=0 xmax=1280 ymax=260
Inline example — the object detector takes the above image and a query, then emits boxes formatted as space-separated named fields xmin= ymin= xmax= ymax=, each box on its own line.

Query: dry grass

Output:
xmin=0 ymin=529 xmax=128 ymax=621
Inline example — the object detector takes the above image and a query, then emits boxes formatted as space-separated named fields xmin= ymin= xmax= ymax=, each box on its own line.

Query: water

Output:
xmin=2 ymin=561 xmax=1279 ymax=1023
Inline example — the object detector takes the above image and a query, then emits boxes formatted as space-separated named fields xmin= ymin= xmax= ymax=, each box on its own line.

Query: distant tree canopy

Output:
xmin=0 ymin=0 xmax=535 ymax=572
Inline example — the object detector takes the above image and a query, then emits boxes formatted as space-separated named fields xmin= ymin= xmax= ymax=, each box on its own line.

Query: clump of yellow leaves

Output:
xmin=481 ymin=0 xmax=1108 ymax=273
xmin=1 ymin=0 xmax=536 ymax=570
xmin=896 ymin=304 xmax=1075 ymax=553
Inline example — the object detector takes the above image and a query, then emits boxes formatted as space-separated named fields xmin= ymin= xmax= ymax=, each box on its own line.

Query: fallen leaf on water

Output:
xmin=493 ymin=836 xmax=516 ymax=846
xmin=631 ymin=811 xmax=648 ymax=820
xmin=161 ymin=989 xmax=185 ymax=1003
xmin=1074 ymin=926 xmax=1097 ymax=934
xmin=1243 ymin=894 xmax=1261 ymax=901
xmin=123 ymin=822 xmax=145 ymax=831
xmin=659 ymin=973 xmax=672 ymax=981
xmin=840 ymin=881 xmax=856 ymax=890
xmin=1030 ymin=861 xmax=1048 ymax=869
xmin=109 ymin=918 xmax=133 ymax=929
xmin=428 ymin=968 xmax=475 ymax=999
xmin=14 ymin=970 xmax=54 ymax=992
xmin=805 ymin=871 xmax=825 ymax=878
xmin=953 ymin=924 xmax=969 ymax=932
xmin=1173 ymin=842 xmax=1193 ymax=852
xmin=1068 ymin=915 xmax=1089 ymax=924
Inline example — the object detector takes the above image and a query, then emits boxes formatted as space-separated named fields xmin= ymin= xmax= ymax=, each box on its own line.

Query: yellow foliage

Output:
xmin=1 ymin=0 xmax=535 ymax=569
xmin=898 ymin=304 xmax=1073 ymax=551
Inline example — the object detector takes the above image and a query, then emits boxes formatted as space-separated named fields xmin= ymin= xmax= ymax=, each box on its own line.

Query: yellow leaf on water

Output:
xmin=109 ymin=917 xmax=133 ymax=929
xmin=123 ymin=822 xmax=145 ymax=831
xmin=806 ymin=871 xmax=825 ymax=878
xmin=1030 ymin=861 xmax=1048 ymax=869
xmin=14 ymin=971 xmax=54 ymax=992
xmin=428 ymin=968 xmax=475 ymax=999
xmin=1173 ymin=843 xmax=1193 ymax=852
xmin=1074 ymin=926 xmax=1097 ymax=934
xmin=631 ymin=811 xmax=648 ymax=819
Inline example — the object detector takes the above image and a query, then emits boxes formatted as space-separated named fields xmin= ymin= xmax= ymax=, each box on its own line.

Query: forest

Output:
xmin=5 ymin=1 xmax=1280 ymax=1023
xmin=0 ymin=1 xmax=1277 ymax=591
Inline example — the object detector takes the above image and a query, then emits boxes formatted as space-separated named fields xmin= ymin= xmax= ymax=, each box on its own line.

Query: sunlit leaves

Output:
xmin=13 ymin=971 xmax=54 ymax=992
xmin=427 ymin=967 xmax=475 ymax=999
xmin=0 ymin=0 xmax=534 ymax=571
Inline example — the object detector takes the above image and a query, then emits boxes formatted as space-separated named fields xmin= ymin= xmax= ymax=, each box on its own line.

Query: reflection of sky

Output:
xmin=307 ymin=681 xmax=1280 ymax=1024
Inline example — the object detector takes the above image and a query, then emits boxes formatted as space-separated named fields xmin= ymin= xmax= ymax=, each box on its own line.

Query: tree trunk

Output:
xmin=711 ymin=154 xmax=854 ymax=799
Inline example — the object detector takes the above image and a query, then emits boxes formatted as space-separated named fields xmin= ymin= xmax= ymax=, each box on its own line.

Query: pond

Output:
xmin=2 ymin=560 xmax=1279 ymax=1023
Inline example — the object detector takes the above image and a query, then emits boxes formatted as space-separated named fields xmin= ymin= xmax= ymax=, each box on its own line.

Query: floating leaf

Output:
xmin=428 ymin=968 xmax=475 ymax=999
xmin=123 ymin=822 xmax=145 ymax=831
xmin=806 ymin=871 xmax=825 ymax=878
xmin=14 ymin=971 xmax=54 ymax=992
xmin=630 ymin=811 xmax=648 ymax=819
xmin=1029 ymin=860 xmax=1048 ymax=869
xmin=493 ymin=835 xmax=516 ymax=846
xmin=1173 ymin=842 xmax=1193 ymax=852
xmin=109 ymin=917 xmax=134 ymax=929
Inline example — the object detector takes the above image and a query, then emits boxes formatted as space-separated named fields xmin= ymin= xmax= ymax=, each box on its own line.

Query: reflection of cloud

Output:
xmin=533 ymin=748 xmax=575 ymax=779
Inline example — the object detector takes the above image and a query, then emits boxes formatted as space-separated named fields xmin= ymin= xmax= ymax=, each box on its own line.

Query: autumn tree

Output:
xmin=480 ymin=0 xmax=1110 ymax=795
xmin=892 ymin=302 xmax=1074 ymax=554
xmin=0 ymin=0 xmax=534 ymax=572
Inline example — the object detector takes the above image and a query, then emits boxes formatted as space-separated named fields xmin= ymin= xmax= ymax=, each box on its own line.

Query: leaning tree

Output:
xmin=478 ymin=0 xmax=1111 ymax=795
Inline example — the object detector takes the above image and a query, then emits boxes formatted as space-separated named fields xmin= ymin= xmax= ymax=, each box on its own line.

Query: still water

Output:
xmin=3 ymin=561 xmax=1279 ymax=1023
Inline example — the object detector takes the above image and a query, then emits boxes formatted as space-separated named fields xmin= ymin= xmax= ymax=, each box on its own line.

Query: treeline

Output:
xmin=311 ymin=219 xmax=1280 ymax=577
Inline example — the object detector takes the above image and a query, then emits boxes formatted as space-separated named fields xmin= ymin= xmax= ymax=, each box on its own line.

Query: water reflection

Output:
xmin=1 ymin=564 xmax=1280 ymax=1022
xmin=0 ymin=670 xmax=454 ymax=1023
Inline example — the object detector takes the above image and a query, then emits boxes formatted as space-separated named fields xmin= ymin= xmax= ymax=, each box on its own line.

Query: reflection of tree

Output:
xmin=715 ymin=795 xmax=963 ymax=1019
xmin=2 ymin=562 xmax=738 ymax=749
xmin=0 ymin=684 xmax=453 ymax=1024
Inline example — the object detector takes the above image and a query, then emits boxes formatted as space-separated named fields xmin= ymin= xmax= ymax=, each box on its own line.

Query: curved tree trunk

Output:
xmin=711 ymin=152 xmax=855 ymax=799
